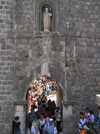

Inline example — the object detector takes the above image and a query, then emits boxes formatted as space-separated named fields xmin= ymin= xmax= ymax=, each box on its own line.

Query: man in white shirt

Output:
xmin=85 ymin=107 xmax=90 ymax=124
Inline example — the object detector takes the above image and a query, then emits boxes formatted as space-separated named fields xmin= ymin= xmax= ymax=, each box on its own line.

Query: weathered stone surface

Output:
xmin=0 ymin=0 xmax=100 ymax=134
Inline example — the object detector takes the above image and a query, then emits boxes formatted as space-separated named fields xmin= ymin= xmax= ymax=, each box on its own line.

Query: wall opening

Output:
xmin=25 ymin=75 xmax=63 ymax=134
xmin=40 ymin=3 xmax=54 ymax=31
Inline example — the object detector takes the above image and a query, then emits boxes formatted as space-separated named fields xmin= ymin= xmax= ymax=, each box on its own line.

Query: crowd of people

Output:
xmin=28 ymin=76 xmax=57 ymax=112
xmin=27 ymin=76 xmax=62 ymax=134
xmin=12 ymin=76 xmax=100 ymax=134
xmin=27 ymin=103 xmax=62 ymax=134
xmin=12 ymin=104 xmax=100 ymax=134
xmin=78 ymin=107 xmax=100 ymax=134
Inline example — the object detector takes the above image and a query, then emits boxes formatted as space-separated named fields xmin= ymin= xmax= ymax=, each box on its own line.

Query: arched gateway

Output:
xmin=13 ymin=31 xmax=75 ymax=134
xmin=14 ymin=68 xmax=66 ymax=134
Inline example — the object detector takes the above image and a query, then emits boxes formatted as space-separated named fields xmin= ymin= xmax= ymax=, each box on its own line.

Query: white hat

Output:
xmin=49 ymin=118 xmax=53 ymax=122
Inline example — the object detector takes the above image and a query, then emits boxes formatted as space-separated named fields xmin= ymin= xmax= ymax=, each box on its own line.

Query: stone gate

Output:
xmin=0 ymin=0 xmax=100 ymax=134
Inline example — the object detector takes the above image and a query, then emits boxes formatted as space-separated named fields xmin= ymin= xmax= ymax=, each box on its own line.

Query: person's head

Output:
xmin=48 ymin=99 xmax=51 ymax=104
xmin=40 ymin=114 xmax=44 ymax=119
xmin=34 ymin=116 xmax=37 ymax=121
xmin=79 ymin=112 xmax=84 ymax=118
xmin=31 ymin=108 xmax=34 ymax=113
xmin=49 ymin=118 xmax=53 ymax=125
xmin=56 ymin=110 xmax=59 ymax=115
xmin=15 ymin=116 xmax=19 ymax=121
xmin=89 ymin=110 xmax=93 ymax=115
xmin=85 ymin=107 xmax=89 ymax=113
xmin=52 ymin=101 xmax=55 ymax=104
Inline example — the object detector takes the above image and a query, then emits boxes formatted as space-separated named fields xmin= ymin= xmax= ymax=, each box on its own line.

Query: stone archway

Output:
xmin=13 ymin=31 xmax=73 ymax=133
xmin=14 ymin=67 xmax=66 ymax=134
xmin=25 ymin=75 xmax=63 ymax=134
xmin=26 ymin=75 xmax=63 ymax=113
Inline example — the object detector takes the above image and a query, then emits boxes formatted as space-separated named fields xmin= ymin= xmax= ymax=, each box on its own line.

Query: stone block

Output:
xmin=15 ymin=105 xmax=24 ymax=112
xmin=4 ymin=123 xmax=12 ymax=134
xmin=98 ymin=43 xmax=100 ymax=47
xmin=0 ymin=124 xmax=4 ymax=133
xmin=86 ymin=2 xmax=90 ymax=5
xmin=97 ymin=59 xmax=100 ymax=63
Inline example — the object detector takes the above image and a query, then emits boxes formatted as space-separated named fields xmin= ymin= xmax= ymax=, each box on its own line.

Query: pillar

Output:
xmin=14 ymin=101 xmax=27 ymax=134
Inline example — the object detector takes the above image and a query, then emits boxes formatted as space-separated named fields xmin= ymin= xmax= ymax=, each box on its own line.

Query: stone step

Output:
xmin=94 ymin=126 xmax=100 ymax=134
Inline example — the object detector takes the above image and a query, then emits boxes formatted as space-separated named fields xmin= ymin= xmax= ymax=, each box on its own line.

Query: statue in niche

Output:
xmin=43 ymin=8 xmax=52 ymax=32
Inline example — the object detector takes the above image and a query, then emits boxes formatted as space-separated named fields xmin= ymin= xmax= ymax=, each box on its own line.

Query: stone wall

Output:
xmin=0 ymin=0 xmax=100 ymax=134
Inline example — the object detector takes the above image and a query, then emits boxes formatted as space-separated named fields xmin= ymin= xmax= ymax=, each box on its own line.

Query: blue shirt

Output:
xmin=89 ymin=114 xmax=94 ymax=124
xmin=40 ymin=102 xmax=47 ymax=108
xmin=98 ymin=112 xmax=100 ymax=118
xmin=39 ymin=80 xmax=42 ymax=83
xmin=46 ymin=84 xmax=50 ymax=91
xmin=28 ymin=112 xmax=35 ymax=122
xmin=44 ymin=123 xmax=54 ymax=134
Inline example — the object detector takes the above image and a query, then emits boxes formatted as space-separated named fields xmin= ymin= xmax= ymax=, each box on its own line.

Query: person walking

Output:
xmin=78 ymin=112 xmax=86 ymax=133
xmin=12 ymin=116 xmax=21 ymax=134
xmin=27 ymin=108 xmax=36 ymax=130
xmin=43 ymin=118 xmax=54 ymax=134
xmin=55 ymin=110 xmax=61 ymax=134
xmin=39 ymin=114 xmax=46 ymax=134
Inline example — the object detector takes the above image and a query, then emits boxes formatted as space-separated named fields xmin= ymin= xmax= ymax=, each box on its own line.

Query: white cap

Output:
xmin=49 ymin=118 xmax=53 ymax=122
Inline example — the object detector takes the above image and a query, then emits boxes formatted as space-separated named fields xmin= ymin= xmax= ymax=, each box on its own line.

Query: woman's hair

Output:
xmin=15 ymin=116 xmax=19 ymax=120
xmin=40 ymin=114 xmax=44 ymax=118
xmin=46 ymin=107 xmax=49 ymax=112
xmin=79 ymin=112 xmax=84 ymax=116
xmin=85 ymin=107 xmax=89 ymax=111
xmin=34 ymin=116 xmax=37 ymax=119
xmin=89 ymin=110 xmax=94 ymax=114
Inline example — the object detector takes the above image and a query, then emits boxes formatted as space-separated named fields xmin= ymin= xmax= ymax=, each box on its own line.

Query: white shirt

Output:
xmin=39 ymin=119 xmax=45 ymax=126
xmin=85 ymin=112 xmax=90 ymax=123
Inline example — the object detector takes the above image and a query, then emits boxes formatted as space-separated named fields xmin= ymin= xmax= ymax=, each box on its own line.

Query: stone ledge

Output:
xmin=63 ymin=101 xmax=77 ymax=106
xmin=34 ymin=31 xmax=60 ymax=37
xmin=14 ymin=100 xmax=27 ymax=105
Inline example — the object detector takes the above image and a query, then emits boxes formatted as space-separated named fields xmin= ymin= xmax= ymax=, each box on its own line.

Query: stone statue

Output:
xmin=43 ymin=8 xmax=52 ymax=32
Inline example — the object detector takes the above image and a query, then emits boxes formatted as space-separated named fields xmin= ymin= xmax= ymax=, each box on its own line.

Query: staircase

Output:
xmin=94 ymin=126 xmax=100 ymax=134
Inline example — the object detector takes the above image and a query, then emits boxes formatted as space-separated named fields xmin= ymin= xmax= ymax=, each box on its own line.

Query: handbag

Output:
xmin=44 ymin=131 xmax=49 ymax=134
